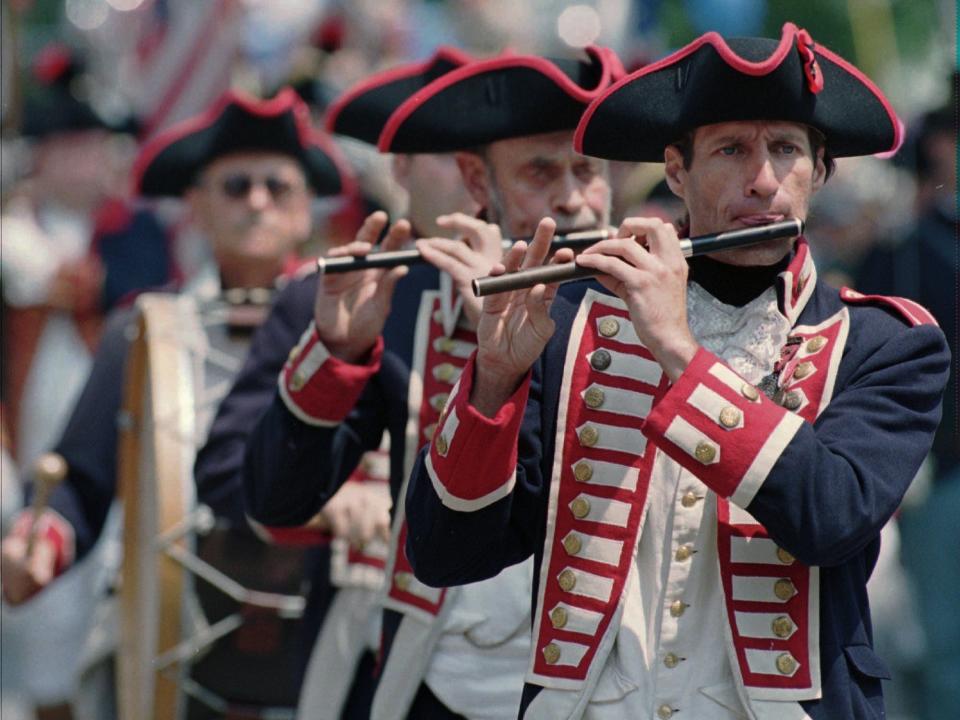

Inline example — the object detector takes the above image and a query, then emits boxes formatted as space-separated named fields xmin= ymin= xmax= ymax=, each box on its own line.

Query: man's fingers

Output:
xmin=29 ymin=539 xmax=56 ymax=587
xmin=327 ymin=240 xmax=376 ymax=258
xmin=520 ymin=218 xmax=557 ymax=270
xmin=355 ymin=211 xmax=390 ymax=245
xmin=381 ymin=218 xmax=413 ymax=252
xmin=373 ymin=265 xmax=409 ymax=308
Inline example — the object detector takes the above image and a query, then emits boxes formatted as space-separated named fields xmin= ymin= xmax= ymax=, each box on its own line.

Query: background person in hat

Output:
xmin=0 ymin=42 xmax=172 ymax=481
xmin=404 ymin=23 xmax=950 ymax=720
xmin=0 ymin=88 xmax=354 ymax=720
xmin=233 ymin=46 xmax=622 ymax=719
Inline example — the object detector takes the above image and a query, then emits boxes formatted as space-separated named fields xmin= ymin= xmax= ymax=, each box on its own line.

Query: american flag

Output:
xmin=125 ymin=0 xmax=245 ymax=139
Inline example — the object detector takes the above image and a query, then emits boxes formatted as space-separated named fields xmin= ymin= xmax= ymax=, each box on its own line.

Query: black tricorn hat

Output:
xmin=134 ymin=88 xmax=353 ymax=198
xmin=378 ymin=45 xmax=625 ymax=153
xmin=21 ymin=43 xmax=125 ymax=137
xmin=575 ymin=23 xmax=903 ymax=162
xmin=325 ymin=46 xmax=474 ymax=145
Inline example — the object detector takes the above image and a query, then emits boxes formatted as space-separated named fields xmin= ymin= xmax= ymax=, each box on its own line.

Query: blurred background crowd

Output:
xmin=0 ymin=1 xmax=955 ymax=720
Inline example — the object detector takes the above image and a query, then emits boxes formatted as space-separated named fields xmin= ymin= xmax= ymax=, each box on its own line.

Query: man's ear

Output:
xmin=663 ymin=145 xmax=686 ymax=200
xmin=454 ymin=151 xmax=491 ymax=208
xmin=391 ymin=154 xmax=412 ymax=188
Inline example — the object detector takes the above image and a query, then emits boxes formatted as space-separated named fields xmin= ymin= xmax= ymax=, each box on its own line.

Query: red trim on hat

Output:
xmin=324 ymin=46 xmax=474 ymax=134
xmin=132 ymin=88 xmax=327 ymax=195
xmin=33 ymin=43 xmax=73 ymax=85
xmin=379 ymin=45 xmax=619 ymax=152
xmin=812 ymin=44 xmax=904 ymax=155
xmin=311 ymin=126 xmax=358 ymax=197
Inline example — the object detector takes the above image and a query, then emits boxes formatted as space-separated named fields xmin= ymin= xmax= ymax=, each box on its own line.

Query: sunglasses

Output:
xmin=217 ymin=174 xmax=300 ymax=202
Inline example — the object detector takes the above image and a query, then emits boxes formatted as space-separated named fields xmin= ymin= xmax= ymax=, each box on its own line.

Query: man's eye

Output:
xmin=719 ymin=146 xmax=738 ymax=156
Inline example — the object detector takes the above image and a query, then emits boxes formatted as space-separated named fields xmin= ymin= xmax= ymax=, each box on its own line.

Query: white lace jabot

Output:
xmin=686 ymin=282 xmax=791 ymax=385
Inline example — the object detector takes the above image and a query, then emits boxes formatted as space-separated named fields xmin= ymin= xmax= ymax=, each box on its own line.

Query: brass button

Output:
xmin=792 ymin=361 xmax=814 ymax=380
xmin=663 ymin=652 xmax=681 ymax=669
xmin=590 ymin=349 xmax=612 ymax=371
xmin=434 ymin=363 xmax=456 ymax=382
xmin=436 ymin=336 xmax=456 ymax=353
xmin=772 ymin=615 xmax=794 ymax=638
xmin=562 ymin=533 xmax=582 ymax=556
xmin=657 ymin=704 xmax=674 ymax=720
xmin=290 ymin=372 xmax=306 ymax=391
xmin=579 ymin=425 xmax=599 ymax=447
xmin=394 ymin=572 xmax=412 ymax=591
xmin=570 ymin=497 xmax=591 ymax=519
xmin=422 ymin=423 xmax=437 ymax=440
xmin=543 ymin=643 xmax=561 ymax=665
xmin=776 ymin=547 xmax=795 ymax=565
xmin=435 ymin=435 xmax=449 ymax=457
xmin=675 ymin=544 xmax=694 ymax=562
xmin=774 ymin=578 xmax=796 ymax=601
xmin=694 ymin=441 xmax=716 ymax=464
xmin=598 ymin=317 xmax=620 ymax=338
xmin=287 ymin=345 xmax=301 ymax=363
xmin=584 ymin=386 xmax=605 ymax=409
xmin=680 ymin=491 xmax=699 ymax=508
xmin=430 ymin=393 xmax=450 ymax=412
xmin=550 ymin=606 xmax=568 ymax=629
xmin=783 ymin=391 xmax=802 ymax=411
xmin=741 ymin=383 xmax=760 ymax=401
xmin=558 ymin=569 xmax=577 ymax=592
xmin=573 ymin=461 xmax=594 ymax=482
xmin=805 ymin=335 xmax=827 ymax=353
xmin=669 ymin=599 xmax=687 ymax=618
xmin=776 ymin=652 xmax=798 ymax=675
xmin=719 ymin=406 xmax=741 ymax=428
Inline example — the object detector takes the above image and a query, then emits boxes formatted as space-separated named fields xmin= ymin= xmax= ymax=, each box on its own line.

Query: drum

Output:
xmin=117 ymin=292 xmax=309 ymax=720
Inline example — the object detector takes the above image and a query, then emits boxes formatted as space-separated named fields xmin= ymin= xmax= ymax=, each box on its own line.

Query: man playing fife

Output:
xmin=242 ymin=47 xmax=623 ymax=719
xmin=405 ymin=24 xmax=950 ymax=720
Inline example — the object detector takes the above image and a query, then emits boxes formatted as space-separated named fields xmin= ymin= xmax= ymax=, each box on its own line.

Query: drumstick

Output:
xmin=25 ymin=452 xmax=68 ymax=557
xmin=472 ymin=219 xmax=804 ymax=297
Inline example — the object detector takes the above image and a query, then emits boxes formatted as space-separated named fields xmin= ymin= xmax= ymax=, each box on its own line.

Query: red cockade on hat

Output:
xmin=795 ymin=29 xmax=824 ymax=95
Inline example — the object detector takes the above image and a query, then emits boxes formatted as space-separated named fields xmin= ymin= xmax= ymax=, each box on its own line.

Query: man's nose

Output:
xmin=746 ymin=153 xmax=779 ymax=198
xmin=555 ymin=171 xmax=586 ymax=215
xmin=246 ymin=182 xmax=272 ymax=210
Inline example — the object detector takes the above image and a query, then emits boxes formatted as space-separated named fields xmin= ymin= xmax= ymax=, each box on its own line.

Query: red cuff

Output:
xmin=423 ymin=354 xmax=531 ymax=511
xmin=643 ymin=348 xmax=804 ymax=507
xmin=10 ymin=509 xmax=75 ymax=576
xmin=247 ymin=516 xmax=330 ymax=546
xmin=279 ymin=322 xmax=383 ymax=426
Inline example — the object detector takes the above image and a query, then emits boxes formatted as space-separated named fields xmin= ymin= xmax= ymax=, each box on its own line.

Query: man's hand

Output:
xmin=575 ymin=217 xmax=699 ymax=381
xmin=314 ymin=211 xmax=412 ymax=363
xmin=470 ymin=217 xmax=573 ymax=416
xmin=0 ymin=516 xmax=64 ymax=605
xmin=306 ymin=480 xmax=392 ymax=550
xmin=415 ymin=212 xmax=505 ymax=326
xmin=47 ymin=256 xmax=104 ymax=313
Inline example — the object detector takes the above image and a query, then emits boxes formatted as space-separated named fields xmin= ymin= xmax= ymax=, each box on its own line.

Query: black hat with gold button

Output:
xmin=575 ymin=22 xmax=903 ymax=162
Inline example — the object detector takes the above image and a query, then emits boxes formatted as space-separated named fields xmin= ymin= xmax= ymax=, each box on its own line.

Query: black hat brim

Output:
xmin=325 ymin=46 xmax=473 ymax=145
xmin=379 ymin=46 xmax=624 ymax=153
xmin=575 ymin=23 xmax=902 ymax=162
xmin=134 ymin=89 xmax=351 ymax=198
